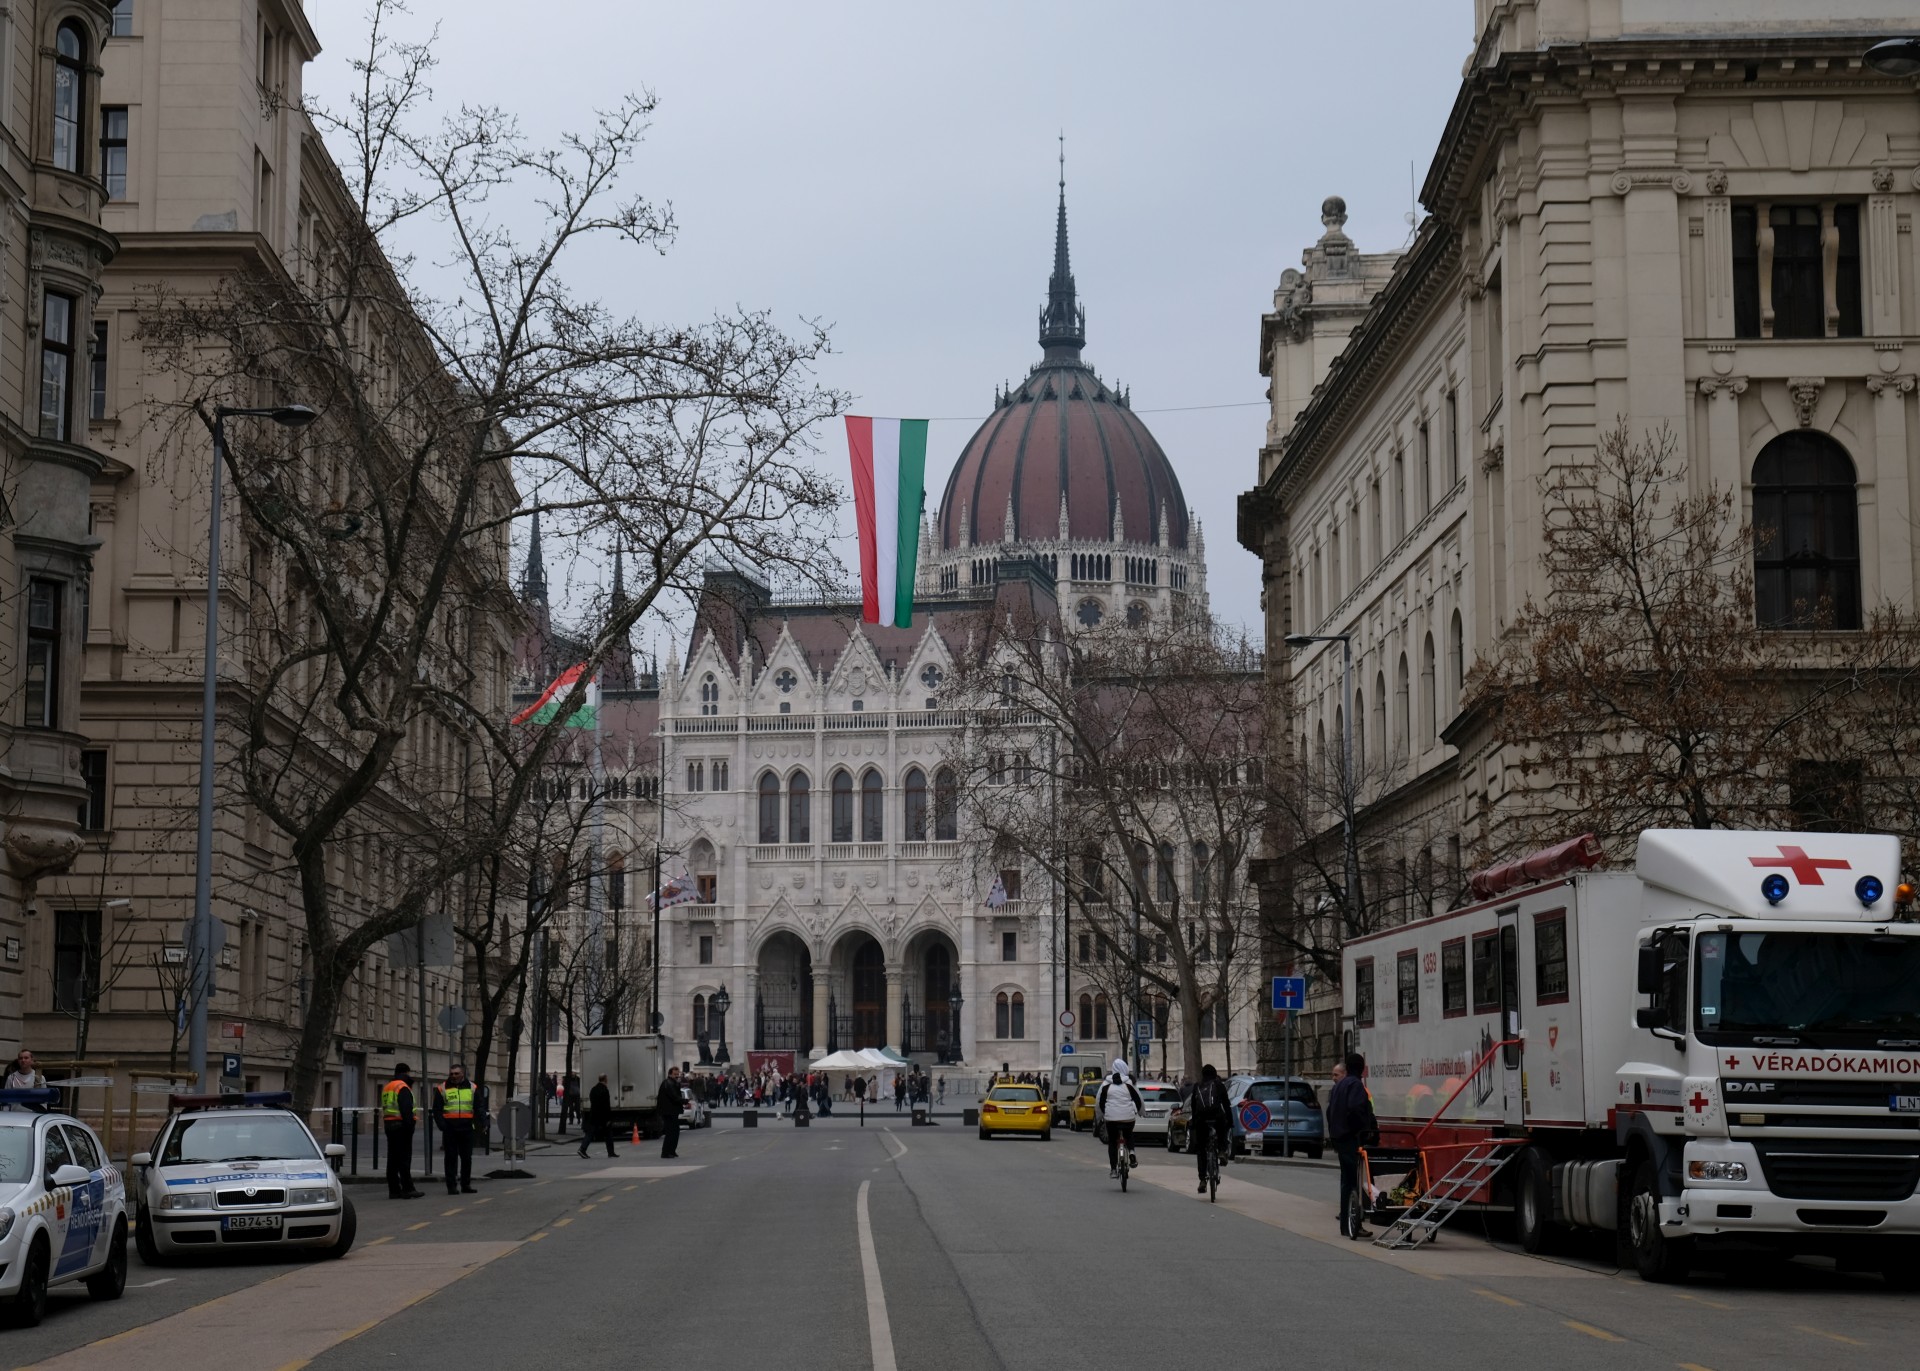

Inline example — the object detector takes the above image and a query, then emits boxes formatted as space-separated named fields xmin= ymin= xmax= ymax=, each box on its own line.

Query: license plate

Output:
xmin=222 ymin=1215 xmax=282 ymax=1232
xmin=1892 ymin=1096 xmax=1920 ymax=1114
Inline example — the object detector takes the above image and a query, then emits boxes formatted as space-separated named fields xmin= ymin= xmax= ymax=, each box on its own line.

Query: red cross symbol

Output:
xmin=1689 ymin=1090 xmax=1712 ymax=1115
xmin=1748 ymin=845 xmax=1850 ymax=886
xmin=1725 ymin=1055 xmax=1741 ymax=1072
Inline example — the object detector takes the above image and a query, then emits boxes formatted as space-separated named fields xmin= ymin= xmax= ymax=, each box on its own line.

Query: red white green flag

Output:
xmin=512 ymin=663 xmax=599 ymax=728
xmin=845 ymin=416 xmax=929 ymax=628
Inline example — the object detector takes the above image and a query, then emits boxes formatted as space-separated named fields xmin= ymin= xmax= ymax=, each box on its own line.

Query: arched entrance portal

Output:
xmin=850 ymin=938 xmax=885 ymax=1049
xmin=904 ymin=929 xmax=960 ymax=1063
xmin=754 ymin=931 xmax=813 ymax=1052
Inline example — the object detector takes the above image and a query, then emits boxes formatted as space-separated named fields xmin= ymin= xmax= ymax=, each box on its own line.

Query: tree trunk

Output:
xmin=289 ymin=953 xmax=350 ymax=1114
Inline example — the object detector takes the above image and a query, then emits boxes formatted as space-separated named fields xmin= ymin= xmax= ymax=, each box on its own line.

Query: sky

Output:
xmin=304 ymin=1 xmax=1470 ymax=642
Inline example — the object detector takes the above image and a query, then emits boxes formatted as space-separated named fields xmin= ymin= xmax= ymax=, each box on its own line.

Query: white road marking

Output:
xmin=855 ymin=1180 xmax=898 ymax=1371
xmin=129 ymin=1278 xmax=174 ymax=1288
xmin=881 ymin=1130 xmax=907 ymax=1160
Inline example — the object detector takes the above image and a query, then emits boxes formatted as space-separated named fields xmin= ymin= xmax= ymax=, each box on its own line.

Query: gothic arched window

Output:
xmin=757 ymin=771 xmax=780 ymax=843
xmin=830 ymin=769 xmax=853 ymax=842
xmin=933 ymin=766 xmax=958 ymax=841
xmin=1753 ymin=431 xmax=1862 ymax=629
xmin=903 ymin=767 xmax=928 ymax=841
xmin=1420 ymin=633 xmax=1437 ymax=742
xmin=860 ymin=768 xmax=884 ymax=842
xmin=699 ymin=673 xmax=719 ymax=716
xmin=787 ymin=771 xmax=811 ymax=843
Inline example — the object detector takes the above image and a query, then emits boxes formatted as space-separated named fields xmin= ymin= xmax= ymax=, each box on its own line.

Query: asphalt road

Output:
xmin=5 ymin=1118 xmax=1917 ymax=1369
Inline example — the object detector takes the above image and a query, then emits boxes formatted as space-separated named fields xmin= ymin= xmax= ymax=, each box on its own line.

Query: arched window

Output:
xmin=1316 ymin=719 xmax=1328 ymax=791
xmin=788 ymin=771 xmax=811 ymax=843
xmin=1752 ymin=431 xmax=1862 ymax=629
xmin=757 ymin=772 xmax=780 ymax=843
xmin=693 ymin=993 xmax=708 ymax=1041
xmin=1130 ymin=842 xmax=1151 ymax=897
xmin=1078 ymin=993 xmax=1094 ymax=1038
xmin=1351 ymin=693 xmax=1365 ymax=781
xmin=1156 ymin=842 xmax=1177 ymax=903
xmin=1395 ymin=654 xmax=1411 ymax=755
xmin=903 ymin=767 xmax=928 ymax=841
xmin=995 ymin=991 xmax=1010 ymax=1038
xmin=53 ymin=22 xmax=86 ymax=174
xmin=699 ymin=673 xmax=719 ymax=716
xmin=933 ymin=766 xmax=957 ymax=841
xmin=1152 ymin=994 xmax=1170 ymax=1037
xmin=830 ymin=769 xmax=854 ymax=842
xmin=1372 ymin=672 xmax=1387 ymax=768
xmin=1191 ymin=841 xmax=1211 ymax=905
xmin=860 ymin=768 xmax=883 ymax=841
xmin=1448 ymin=609 xmax=1464 ymax=708
xmin=1420 ymin=633 xmax=1437 ymax=743
xmin=1010 ymin=992 xmax=1025 ymax=1038
xmin=1093 ymin=993 xmax=1110 ymax=1039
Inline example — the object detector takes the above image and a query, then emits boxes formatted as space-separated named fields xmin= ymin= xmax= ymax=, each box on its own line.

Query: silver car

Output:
xmin=680 ymin=1087 xmax=711 ymax=1129
xmin=1130 ymin=1082 xmax=1183 ymax=1141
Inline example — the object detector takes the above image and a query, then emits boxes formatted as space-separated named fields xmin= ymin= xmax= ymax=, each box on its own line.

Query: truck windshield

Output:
xmin=1695 ymin=930 xmax=1920 ymax=1046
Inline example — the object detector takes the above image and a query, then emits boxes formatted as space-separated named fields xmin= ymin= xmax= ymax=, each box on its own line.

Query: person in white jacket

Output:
xmin=1097 ymin=1058 xmax=1144 ymax=1178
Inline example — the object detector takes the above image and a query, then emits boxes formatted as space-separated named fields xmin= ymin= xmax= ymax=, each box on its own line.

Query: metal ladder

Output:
xmin=1372 ymin=1141 xmax=1519 ymax=1250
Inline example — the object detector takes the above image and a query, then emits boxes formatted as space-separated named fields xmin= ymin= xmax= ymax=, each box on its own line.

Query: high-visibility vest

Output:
xmin=381 ymin=1078 xmax=411 ymax=1122
xmin=440 ymin=1084 xmax=474 ymax=1121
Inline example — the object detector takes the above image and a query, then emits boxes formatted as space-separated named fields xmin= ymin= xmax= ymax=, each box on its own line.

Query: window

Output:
xmin=1395 ymin=653 xmax=1410 ymax=754
xmin=53 ymin=909 xmax=100 ymax=1013
xmin=757 ymin=772 xmax=780 ymax=843
xmin=1733 ymin=201 xmax=1862 ymax=339
xmin=1011 ymin=992 xmax=1025 ymax=1038
xmin=63 ymin=1124 xmax=100 ymax=1173
xmin=53 ymin=23 xmax=86 ymax=174
xmin=685 ymin=760 xmax=704 ymax=793
xmin=1077 ymin=598 xmax=1103 ymax=627
xmin=859 ymin=768 xmax=883 ymax=842
xmin=1154 ymin=933 xmax=1168 ymax=964
xmin=933 ymin=767 xmax=957 ymax=841
xmin=607 ymin=858 xmax=624 ymax=911
xmin=1417 ymin=419 xmax=1432 ymax=512
xmin=695 ymin=873 xmax=716 ymax=904
xmin=711 ymin=760 xmax=728 ymax=791
xmin=1752 ymin=431 xmax=1861 ymax=630
xmin=1077 ymin=934 xmax=1091 ymax=964
xmin=1396 ymin=949 xmax=1419 ymax=1022
xmin=903 ymin=767 xmax=927 ymax=840
xmin=788 ymin=772 xmax=811 ymax=843
xmin=1448 ymin=610 xmax=1464 ymax=708
xmin=995 ymin=992 xmax=1010 ymax=1038
xmin=1191 ymin=842 xmax=1210 ymax=905
xmin=1441 ymin=938 xmax=1467 ymax=1017
xmin=80 ymin=748 xmax=107 ymax=830
xmin=1152 ymin=994 xmax=1170 ymax=1037
xmin=774 ymin=667 xmax=796 ymax=694
xmin=1420 ymin=634 xmax=1437 ymax=743
xmin=1078 ymin=992 xmax=1093 ymax=1032
xmin=90 ymin=320 xmax=109 ymax=420
xmin=1093 ymin=994 xmax=1110 ymax=1038
xmin=698 ymin=935 xmax=713 ymax=966
xmin=25 ymin=580 xmax=62 ymax=728
xmin=1535 ymin=910 xmax=1569 ymax=1004
xmin=699 ymin=674 xmax=718 ymax=715
xmin=693 ymin=994 xmax=708 ymax=1040
xmin=1353 ymin=957 xmax=1375 ymax=1027
xmin=1445 ymin=390 xmax=1459 ymax=487
xmin=111 ymin=2 xmax=133 ymax=37
xmin=1156 ymin=842 xmax=1176 ymax=903
xmin=1200 ymin=999 xmax=1228 ymax=1039
xmin=100 ymin=107 xmax=127 ymax=200
xmin=41 ymin=292 xmax=76 ymax=440
xmin=1000 ymin=930 xmax=1017 ymax=962
xmin=1471 ymin=931 xmax=1500 ymax=1013
xmin=41 ymin=1125 xmax=71 ymax=1180
xmin=830 ymin=770 xmax=853 ymax=842
xmin=1391 ymin=451 xmax=1406 ymax=542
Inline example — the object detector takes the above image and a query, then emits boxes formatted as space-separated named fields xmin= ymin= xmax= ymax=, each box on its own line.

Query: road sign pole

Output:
xmin=1283 ymin=1005 xmax=1293 ymax=1159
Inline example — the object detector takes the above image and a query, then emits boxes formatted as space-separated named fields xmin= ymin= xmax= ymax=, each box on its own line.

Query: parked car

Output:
xmin=680 ymin=1087 xmax=711 ymax=1129
xmin=1069 ymin=1077 xmax=1102 ymax=1131
xmin=1168 ymin=1076 xmax=1324 ymax=1158
xmin=0 ymin=1092 xmax=129 ymax=1324
xmin=1130 ymin=1082 xmax=1183 ymax=1141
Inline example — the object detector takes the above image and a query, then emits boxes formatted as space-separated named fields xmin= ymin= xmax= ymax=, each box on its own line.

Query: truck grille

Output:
xmin=215 ymin=1187 xmax=286 ymax=1207
xmin=1752 ymin=1141 xmax=1920 ymax=1202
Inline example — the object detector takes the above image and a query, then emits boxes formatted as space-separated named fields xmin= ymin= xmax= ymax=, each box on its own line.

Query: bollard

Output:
xmin=743 ymin=1109 xmax=758 ymax=1128
xmin=963 ymin=1108 xmax=979 ymax=1126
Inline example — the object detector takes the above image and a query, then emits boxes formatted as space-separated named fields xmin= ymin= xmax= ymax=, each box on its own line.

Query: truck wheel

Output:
xmin=1513 ymin=1147 xmax=1555 ymax=1255
xmin=1624 ymin=1157 xmax=1690 ymax=1283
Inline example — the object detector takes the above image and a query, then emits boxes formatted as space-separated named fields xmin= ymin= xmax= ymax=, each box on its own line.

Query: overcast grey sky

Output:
xmin=306 ymin=1 xmax=1469 ymax=639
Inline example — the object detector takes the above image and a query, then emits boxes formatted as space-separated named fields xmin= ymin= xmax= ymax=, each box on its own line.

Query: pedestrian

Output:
xmin=2 ymin=1050 xmax=48 ymax=1111
xmin=578 ymin=1073 xmax=618 ymax=1159
xmin=1327 ymin=1053 xmax=1378 ymax=1240
xmin=561 ymin=1070 xmax=581 ymax=1131
xmin=434 ymin=1063 xmax=478 ymax=1195
xmin=893 ymin=1074 xmax=905 ymax=1112
xmin=658 ymin=1066 xmax=686 ymax=1158
xmin=936 ymin=1074 xmax=946 ymax=1105
xmin=382 ymin=1063 xmax=424 ymax=1199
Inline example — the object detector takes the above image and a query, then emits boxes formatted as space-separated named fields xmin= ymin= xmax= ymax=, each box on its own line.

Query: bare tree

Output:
xmin=136 ymin=1 xmax=844 ymax=1111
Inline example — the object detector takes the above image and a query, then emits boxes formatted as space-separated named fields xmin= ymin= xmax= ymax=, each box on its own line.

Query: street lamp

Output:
xmin=711 ymin=985 xmax=731 ymax=1065
xmin=1866 ymin=37 xmax=1920 ymax=76
xmin=190 ymin=403 xmax=317 ymax=1090
xmin=1284 ymin=632 xmax=1360 ymax=938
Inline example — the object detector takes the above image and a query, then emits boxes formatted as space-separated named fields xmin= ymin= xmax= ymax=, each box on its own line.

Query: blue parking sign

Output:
xmin=1134 ymin=1019 xmax=1154 ymax=1045
xmin=1272 ymin=976 xmax=1306 ymax=1012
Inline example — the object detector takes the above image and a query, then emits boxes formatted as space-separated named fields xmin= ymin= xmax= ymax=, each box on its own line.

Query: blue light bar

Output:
xmin=0 ymin=1088 xmax=58 ymax=1107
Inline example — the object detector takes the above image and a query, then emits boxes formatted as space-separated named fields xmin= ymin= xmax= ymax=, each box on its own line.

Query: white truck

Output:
xmin=1343 ymin=829 xmax=1920 ymax=1283
xmin=577 ymin=1034 xmax=677 ymax=1139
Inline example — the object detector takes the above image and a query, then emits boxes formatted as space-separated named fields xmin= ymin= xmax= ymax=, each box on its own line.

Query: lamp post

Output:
xmin=190 ymin=404 xmax=316 ymax=1090
xmin=1866 ymin=37 xmax=1920 ymax=76
xmin=712 ymin=985 xmax=731 ymax=1065
xmin=1284 ymin=632 xmax=1359 ymax=939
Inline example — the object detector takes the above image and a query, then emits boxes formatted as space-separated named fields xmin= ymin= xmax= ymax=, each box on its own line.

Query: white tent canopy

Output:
xmin=809 ymin=1047 xmax=910 ymax=1073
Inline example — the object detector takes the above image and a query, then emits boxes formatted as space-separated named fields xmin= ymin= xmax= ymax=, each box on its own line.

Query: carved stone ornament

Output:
xmin=1874 ymin=165 xmax=1896 ymax=193
xmin=4 ymin=824 xmax=83 ymax=881
xmin=833 ymin=871 xmax=846 ymax=889
xmin=1696 ymin=376 xmax=1749 ymax=399
xmin=1610 ymin=169 xmax=1691 ymax=195
xmin=1705 ymin=168 xmax=1728 ymax=196
xmin=1480 ymin=439 xmax=1505 ymax=474
xmin=792 ymin=872 xmax=806 ymax=890
xmin=1787 ymin=377 xmax=1826 ymax=428
xmin=1865 ymin=374 xmax=1918 ymax=398
xmin=760 ymin=872 xmax=773 ymax=889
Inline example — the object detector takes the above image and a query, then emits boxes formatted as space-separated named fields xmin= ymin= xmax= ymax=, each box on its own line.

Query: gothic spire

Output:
xmin=522 ymin=511 xmax=549 ymax=605
xmin=611 ymin=542 xmax=627 ymax=609
xmin=1038 ymin=136 xmax=1086 ymax=364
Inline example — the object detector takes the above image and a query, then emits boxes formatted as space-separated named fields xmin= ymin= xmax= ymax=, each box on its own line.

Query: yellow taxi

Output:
xmin=978 ymin=1084 xmax=1052 ymax=1140
xmin=1070 ymin=1077 xmax=1102 ymax=1131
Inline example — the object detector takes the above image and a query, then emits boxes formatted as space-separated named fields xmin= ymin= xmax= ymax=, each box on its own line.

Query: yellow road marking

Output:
xmin=365 ymin=1236 xmax=394 ymax=1247
xmin=1678 ymin=1363 xmax=1717 ymax=1371
xmin=597 ymin=1193 xmax=616 ymax=1202
xmin=622 ymin=1184 xmax=638 ymax=1192
xmin=553 ymin=1216 xmax=573 ymax=1227
xmin=1795 ymin=1326 xmax=1867 ymax=1347
xmin=441 ymin=1207 xmax=463 ymax=1216
xmin=406 ymin=1221 xmax=430 ymax=1231
xmin=472 ymin=1197 xmax=492 ymax=1205
xmin=1473 ymin=1289 xmax=1524 ymax=1307
xmin=579 ymin=1204 xmax=597 ymax=1213
xmin=1564 ymin=1321 xmax=1624 ymax=1343
xmin=506 ymin=1186 xmax=523 ymax=1194
xmin=527 ymin=1231 xmax=548 ymax=1242
xmin=272 ymin=1360 xmax=310 ymax=1371
xmin=1672 ymin=1293 xmax=1734 ymax=1311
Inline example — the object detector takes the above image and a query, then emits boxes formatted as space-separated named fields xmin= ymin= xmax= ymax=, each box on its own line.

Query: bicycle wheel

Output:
xmin=1120 ymin=1156 xmax=1129 ymax=1192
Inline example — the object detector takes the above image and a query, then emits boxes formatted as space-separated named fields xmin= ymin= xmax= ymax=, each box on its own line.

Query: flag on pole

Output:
xmin=512 ymin=663 xmax=599 ymax=728
xmin=984 ymin=873 xmax=1009 ymax=910
xmin=845 ymin=416 xmax=929 ymax=628
xmin=648 ymin=869 xmax=701 ymax=911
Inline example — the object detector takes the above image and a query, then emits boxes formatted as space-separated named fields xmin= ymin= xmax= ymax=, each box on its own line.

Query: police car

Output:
xmin=0 ymin=1089 xmax=128 ymax=1326
xmin=129 ymin=1093 xmax=354 ymax=1263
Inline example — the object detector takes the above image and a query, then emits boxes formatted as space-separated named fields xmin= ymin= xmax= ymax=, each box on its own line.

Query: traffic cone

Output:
xmin=630 ymin=1123 xmax=640 ymax=1146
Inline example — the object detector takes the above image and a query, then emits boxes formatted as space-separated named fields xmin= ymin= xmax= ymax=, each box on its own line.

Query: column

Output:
xmin=884 ymin=968 xmax=904 ymax=1052
xmin=1867 ymin=375 xmax=1917 ymax=610
xmin=1698 ymin=376 xmax=1747 ymax=505
xmin=811 ymin=967 xmax=831 ymax=1054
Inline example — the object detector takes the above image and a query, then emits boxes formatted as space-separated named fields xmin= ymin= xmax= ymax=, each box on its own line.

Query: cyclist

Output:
xmin=1187 ymin=1063 xmax=1231 ymax=1194
xmin=1097 ymin=1058 xmax=1144 ymax=1178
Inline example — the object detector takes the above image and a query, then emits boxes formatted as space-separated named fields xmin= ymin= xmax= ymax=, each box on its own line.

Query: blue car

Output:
xmin=1227 ymin=1076 xmax=1324 ymax=1159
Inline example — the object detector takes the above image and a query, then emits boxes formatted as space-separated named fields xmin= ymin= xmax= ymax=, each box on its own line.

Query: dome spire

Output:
xmin=1038 ymin=135 xmax=1086 ymax=364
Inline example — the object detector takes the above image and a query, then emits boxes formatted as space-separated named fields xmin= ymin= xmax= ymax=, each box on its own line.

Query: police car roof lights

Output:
xmin=166 ymin=1090 xmax=294 ymax=1111
xmin=1760 ymin=872 xmax=1791 ymax=905
xmin=0 ymin=1088 xmax=59 ymax=1107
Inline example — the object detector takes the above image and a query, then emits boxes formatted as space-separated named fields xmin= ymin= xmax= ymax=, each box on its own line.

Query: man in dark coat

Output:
xmin=383 ymin=1063 xmax=424 ymax=1199
xmin=1326 ymin=1052 xmax=1379 ymax=1239
xmin=577 ymin=1073 xmax=618 ymax=1159
xmin=657 ymin=1066 xmax=686 ymax=1159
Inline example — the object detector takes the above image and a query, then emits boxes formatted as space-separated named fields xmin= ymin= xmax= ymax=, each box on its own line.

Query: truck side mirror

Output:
xmin=1636 ymin=946 xmax=1661 ymax=996
xmin=1635 ymin=1005 xmax=1668 ymax=1030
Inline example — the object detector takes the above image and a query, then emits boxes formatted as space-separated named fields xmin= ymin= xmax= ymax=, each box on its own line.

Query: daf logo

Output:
xmin=1724 ymin=1082 xmax=1776 ymax=1095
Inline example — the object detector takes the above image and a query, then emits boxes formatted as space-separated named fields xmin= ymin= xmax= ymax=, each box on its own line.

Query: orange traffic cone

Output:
xmin=630 ymin=1123 xmax=640 ymax=1146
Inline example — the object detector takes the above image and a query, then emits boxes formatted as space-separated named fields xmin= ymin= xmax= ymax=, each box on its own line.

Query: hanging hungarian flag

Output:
xmin=984 ymin=873 xmax=1010 ymax=910
xmin=845 ymin=416 xmax=929 ymax=628
xmin=649 ymin=870 xmax=700 ymax=911
xmin=512 ymin=663 xmax=598 ymax=727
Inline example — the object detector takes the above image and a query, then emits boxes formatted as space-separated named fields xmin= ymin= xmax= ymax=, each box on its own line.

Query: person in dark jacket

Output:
xmin=1326 ymin=1052 xmax=1378 ymax=1239
xmin=382 ymin=1064 xmax=424 ymax=1199
xmin=433 ymin=1063 xmax=479 ymax=1194
xmin=1187 ymin=1063 xmax=1232 ymax=1193
xmin=578 ymin=1073 xmax=618 ymax=1159
xmin=657 ymin=1066 xmax=686 ymax=1158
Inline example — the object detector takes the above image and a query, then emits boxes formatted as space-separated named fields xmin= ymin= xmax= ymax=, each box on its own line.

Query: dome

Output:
xmin=937 ymin=366 xmax=1190 ymax=551
xmin=935 ymin=168 xmax=1189 ymax=553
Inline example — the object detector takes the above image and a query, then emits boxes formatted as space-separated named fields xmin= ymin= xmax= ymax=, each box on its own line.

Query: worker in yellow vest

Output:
xmin=382 ymin=1063 xmax=424 ymax=1200
xmin=434 ymin=1063 xmax=478 ymax=1195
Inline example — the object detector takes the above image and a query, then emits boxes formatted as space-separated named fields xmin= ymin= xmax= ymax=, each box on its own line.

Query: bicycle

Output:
xmin=1103 ymin=1120 xmax=1138 ymax=1192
